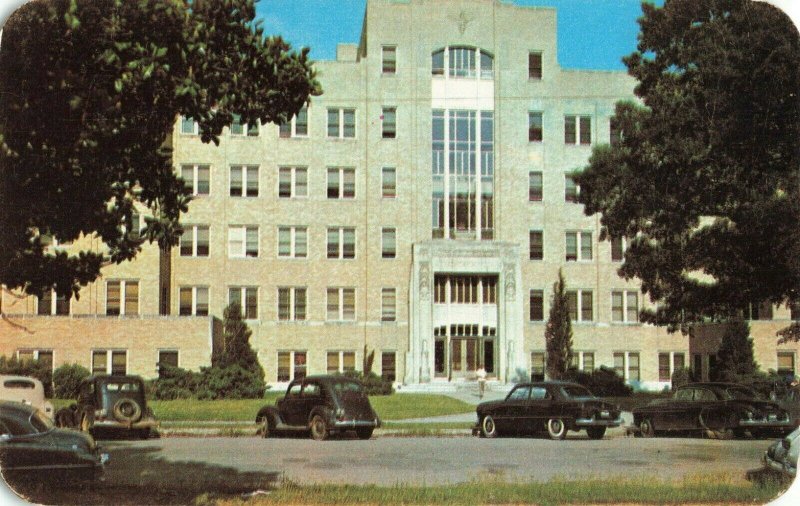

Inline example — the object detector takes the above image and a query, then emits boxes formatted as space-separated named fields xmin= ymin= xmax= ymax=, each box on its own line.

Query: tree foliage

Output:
xmin=214 ymin=302 xmax=263 ymax=378
xmin=711 ymin=317 xmax=759 ymax=382
xmin=575 ymin=0 xmax=800 ymax=333
xmin=0 ymin=0 xmax=320 ymax=298
xmin=545 ymin=270 xmax=573 ymax=380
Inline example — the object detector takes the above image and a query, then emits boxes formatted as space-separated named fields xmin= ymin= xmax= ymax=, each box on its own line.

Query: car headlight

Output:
xmin=744 ymin=410 xmax=754 ymax=420
xmin=335 ymin=407 xmax=345 ymax=420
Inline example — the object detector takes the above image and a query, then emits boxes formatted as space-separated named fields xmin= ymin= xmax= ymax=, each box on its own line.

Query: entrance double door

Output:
xmin=436 ymin=336 xmax=495 ymax=379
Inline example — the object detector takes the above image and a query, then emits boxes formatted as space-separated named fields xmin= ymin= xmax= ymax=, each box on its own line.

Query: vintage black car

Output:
xmin=475 ymin=381 xmax=622 ymax=440
xmin=0 ymin=401 xmax=108 ymax=488
xmin=255 ymin=375 xmax=381 ymax=440
xmin=54 ymin=375 xmax=157 ymax=439
xmin=632 ymin=382 xmax=793 ymax=438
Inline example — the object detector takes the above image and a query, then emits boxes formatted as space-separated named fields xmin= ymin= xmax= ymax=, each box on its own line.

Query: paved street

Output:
xmin=96 ymin=434 xmax=768 ymax=490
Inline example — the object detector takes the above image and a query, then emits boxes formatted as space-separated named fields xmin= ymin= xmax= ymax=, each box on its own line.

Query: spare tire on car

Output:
xmin=113 ymin=398 xmax=142 ymax=423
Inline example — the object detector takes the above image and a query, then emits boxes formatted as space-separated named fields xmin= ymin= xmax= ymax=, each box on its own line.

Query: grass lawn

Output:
xmin=207 ymin=474 xmax=787 ymax=505
xmin=50 ymin=393 xmax=474 ymax=422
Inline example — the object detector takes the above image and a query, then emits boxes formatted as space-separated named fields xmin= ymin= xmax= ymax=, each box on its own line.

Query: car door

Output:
xmin=526 ymin=386 xmax=553 ymax=432
xmin=299 ymin=381 xmax=323 ymax=423
xmin=662 ymin=387 xmax=694 ymax=430
xmin=281 ymin=381 xmax=304 ymax=426
xmin=497 ymin=385 xmax=531 ymax=433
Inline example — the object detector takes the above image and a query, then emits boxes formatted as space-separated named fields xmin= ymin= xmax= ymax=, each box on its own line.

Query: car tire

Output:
xmin=310 ymin=414 xmax=329 ymax=441
xmin=546 ymin=418 xmax=567 ymax=440
xmin=481 ymin=415 xmax=499 ymax=438
xmin=586 ymin=426 xmax=606 ymax=440
xmin=639 ymin=418 xmax=655 ymax=438
xmin=261 ymin=416 xmax=273 ymax=439
xmin=356 ymin=428 xmax=374 ymax=440
xmin=113 ymin=398 xmax=142 ymax=423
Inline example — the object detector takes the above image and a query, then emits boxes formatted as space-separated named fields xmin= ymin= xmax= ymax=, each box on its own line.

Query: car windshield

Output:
xmin=29 ymin=409 xmax=54 ymax=433
xmin=723 ymin=386 xmax=760 ymax=400
xmin=561 ymin=385 xmax=595 ymax=399
xmin=104 ymin=382 xmax=141 ymax=392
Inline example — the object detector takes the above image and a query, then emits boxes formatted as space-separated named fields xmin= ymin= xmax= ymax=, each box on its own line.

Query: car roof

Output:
xmin=515 ymin=381 xmax=582 ymax=388
xmin=92 ymin=375 xmax=144 ymax=382
xmin=294 ymin=375 xmax=361 ymax=384
xmin=0 ymin=375 xmax=42 ymax=384
xmin=683 ymin=382 xmax=747 ymax=388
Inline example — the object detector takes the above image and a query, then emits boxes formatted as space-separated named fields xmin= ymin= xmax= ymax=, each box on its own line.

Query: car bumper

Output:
xmin=332 ymin=419 xmax=381 ymax=430
xmin=93 ymin=418 xmax=158 ymax=430
xmin=762 ymin=454 xmax=797 ymax=477
xmin=739 ymin=420 xmax=794 ymax=430
xmin=575 ymin=417 xmax=624 ymax=428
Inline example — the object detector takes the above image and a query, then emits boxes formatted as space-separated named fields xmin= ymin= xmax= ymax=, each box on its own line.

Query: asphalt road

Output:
xmin=96 ymin=434 xmax=769 ymax=490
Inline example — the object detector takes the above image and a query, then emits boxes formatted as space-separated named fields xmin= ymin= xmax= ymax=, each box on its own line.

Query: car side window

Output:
xmin=302 ymin=383 xmax=321 ymax=397
xmin=0 ymin=419 xmax=10 ymax=436
xmin=675 ymin=388 xmax=693 ymax=401
xmin=508 ymin=386 xmax=531 ymax=400
xmin=286 ymin=383 xmax=302 ymax=398
xmin=530 ymin=387 xmax=548 ymax=400
xmin=695 ymin=388 xmax=716 ymax=401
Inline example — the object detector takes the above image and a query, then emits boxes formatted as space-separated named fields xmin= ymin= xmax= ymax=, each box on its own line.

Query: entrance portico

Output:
xmin=407 ymin=241 xmax=527 ymax=384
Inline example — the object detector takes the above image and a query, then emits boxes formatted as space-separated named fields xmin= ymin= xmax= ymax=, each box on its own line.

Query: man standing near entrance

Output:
xmin=477 ymin=367 xmax=487 ymax=399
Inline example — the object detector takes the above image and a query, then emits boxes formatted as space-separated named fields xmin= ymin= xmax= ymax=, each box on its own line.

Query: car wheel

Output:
xmin=546 ymin=418 xmax=567 ymax=440
xmin=356 ymin=428 xmax=374 ymax=440
xmin=586 ymin=426 xmax=606 ymax=440
xmin=261 ymin=417 xmax=273 ymax=439
xmin=481 ymin=415 xmax=499 ymax=438
xmin=113 ymin=398 xmax=142 ymax=423
xmin=310 ymin=414 xmax=329 ymax=441
xmin=639 ymin=418 xmax=655 ymax=438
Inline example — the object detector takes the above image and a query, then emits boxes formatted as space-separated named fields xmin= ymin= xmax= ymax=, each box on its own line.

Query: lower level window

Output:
xmin=778 ymin=352 xmax=796 ymax=377
xmin=92 ymin=350 xmax=127 ymax=375
xmin=614 ymin=351 xmax=640 ymax=381
xmin=158 ymin=350 xmax=179 ymax=372
xmin=531 ymin=352 xmax=545 ymax=381
xmin=16 ymin=349 xmax=53 ymax=370
xmin=327 ymin=351 xmax=356 ymax=374
xmin=658 ymin=352 xmax=686 ymax=381
xmin=381 ymin=352 xmax=396 ymax=382
xmin=179 ymin=286 xmax=209 ymax=316
xmin=278 ymin=351 xmax=307 ymax=382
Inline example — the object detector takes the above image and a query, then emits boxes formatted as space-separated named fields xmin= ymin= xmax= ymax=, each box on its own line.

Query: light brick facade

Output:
xmin=2 ymin=0 xmax=798 ymax=389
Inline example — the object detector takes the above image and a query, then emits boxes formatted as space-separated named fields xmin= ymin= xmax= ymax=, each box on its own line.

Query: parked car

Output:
xmin=474 ymin=381 xmax=622 ymax=440
xmin=632 ymin=382 xmax=793 ymax=438
xmin=763 ymin=425 xmax=800 ymax=478
xmin=0 ymin=375 xmax=54 ymax=420
xmin=255 ymin=375 xmax=381 ymax=440
xmin=776 ymin=386 xmax=800 ymax=428
xmin=54 ymin=375 xmax=157 ymax=439
xmin=0 ymin=401 xmax=108 ymax=488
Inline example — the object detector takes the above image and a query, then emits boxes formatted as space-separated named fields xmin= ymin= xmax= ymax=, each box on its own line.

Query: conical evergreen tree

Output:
xmin=214 ymin=302 xmax=265 ymax=381
xmin=545 ymin=269 xmax=573 ymax=380
xmin=714 ymin=317 xmax=758 ymax=381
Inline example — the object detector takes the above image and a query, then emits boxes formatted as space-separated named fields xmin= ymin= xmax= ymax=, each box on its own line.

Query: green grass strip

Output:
xmin=210 ymin=474 xmax=788 ymax=506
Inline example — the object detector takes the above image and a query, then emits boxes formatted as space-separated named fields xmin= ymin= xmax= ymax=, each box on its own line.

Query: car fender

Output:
xmin=308 ymin=406 xmax=334 ymax=427
xmin=255 ymin=405 xmax=283 ymax=426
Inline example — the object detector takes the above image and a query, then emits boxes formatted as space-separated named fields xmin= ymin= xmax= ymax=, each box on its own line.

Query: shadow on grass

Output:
xmin=4 ymin=444 xmax=281 ymax=505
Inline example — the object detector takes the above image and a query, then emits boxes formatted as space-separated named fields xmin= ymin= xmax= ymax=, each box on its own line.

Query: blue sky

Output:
xmin=255 ymin=0 xmax=661 ymax=71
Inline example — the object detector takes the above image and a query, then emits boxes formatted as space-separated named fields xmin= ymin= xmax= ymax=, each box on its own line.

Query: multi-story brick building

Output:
xmin=2 ymin=0 xmax=799 ymax=390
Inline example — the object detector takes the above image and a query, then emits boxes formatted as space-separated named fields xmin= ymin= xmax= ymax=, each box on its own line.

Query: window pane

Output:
xmin=295 ymin=228 xmax=307 ymax=258
xmin=529 ymin=52 xmax=542 ymax=79
xmin=106 ymin=282 xmax=121 ymax=316
xmin=295 ymin=288 xmax=306 ymax=320
xmin=565 ymin=233 xmax=577 ymax=261
xmin=111 ymin=351 xmax=126 ymax=375
xmin=611 ymin=237 xmax=624 ymax=261
xmin=278 ymin=228 xmax=291 ymax=257
xmin=159 ymin=351 xmax=179 ymax=369
xmin=246 ymin=227 xmax=259 ymax=257
xmin=612 ymin=292 xmax=624 ymax=322
xmin=197 ymin=165 xmax=210 ymax=195
xmin=229 ymin=287 xmax=242 ymax=307
xmin=196 ymin=287 xmax=209 ymax=316
xmin=626 ymin=291 xmax=638 ymax=322
xmin=179 ymin=288 xmax=192 ymax=316
xmin=382 ymin=288 xmax=396 ymax=321
xmin=38 ymin=291 xmax=52 ymax=315
xmin=327 ymin=168 xmax=339 ymax=199
xmin=327 ymin=229 xmax=339 ymax=258
xmin=382 ymin=228 xmax=396 ymax=258
xmin=246 ymin=166 xmax=259 ymax=197
xmin=327 ymin=288 xmax=339 ymax=320
xmin=566 ymin=291 xmax=578 ymax=321
xmin=343 ymin=289 xmax=355 ymax=320
xmin=530 ymin=290 xmax=544 ymax=321
xmin=565 ymin=175 xmax=578 ymax=202
xmin=659 ymin=353 xmax=670 ymax=381
xmin=230 ymin=166 xmax=243 ymax=196
xmin=565 ymin=116 xmax=576 ymax=144
xmin=580 ymin=232 xmax=592 ymax=260
xmin=278 ymin=352 xmax=291 ymax=381
xmin=245 ymin=288 xmax=257 ymax=319
xmin=92 ymin=351 xmax=107 ymax=374
xmin=196 ymin=226 xmax=209 ymax=256
xmin=343 ymin=109 xmax=355 ymax=137
xmin=529 ymin=171 xmax=542 ymax=201
xmin=343 ymin=352 xmax=356 ymax=372
xmin=529 ymin=231 xmax=543 ymax=260
xmin=343 ymin=229 xmax=355 ymax=259
xmin=528 ymin=112 xmax=542 ymax=142
xmin=382 ymin=107 xmax=396 ymax=138
xmin=327 ymin=109 xmax=339 ymax=137
xmin=278 ymin=288 xmax=290 ymax=320
xmin=579 ymin=116 xmax=591 ymax=144
xmin=381 ymin=352 xmax=396 ymax=382
xmin=382 ymin=46 xmax=397 ymax=74
xmin=327 ymin=352 xmax=339 ymax=374
xmin=295 ymin=108 xmax=308 ymax=136
xmin=432 ymin=49 xmax=444 ymax=75
xmin=124 ymin=281 xmax=138 ymax=315
xmin=279 ymin=168 xmax=292 ymax=197
xmin=279 ymin=121 xmax=291 ymax=138
xmin=295 ymin=168 xmax=307 ymax=197
xmin=382 ymin=167 xmax=396 ymax=198
xmin=581 ymin=291 xmax=593 ymax=321
xmin=343 ymin=169 xmax=355 ymax=198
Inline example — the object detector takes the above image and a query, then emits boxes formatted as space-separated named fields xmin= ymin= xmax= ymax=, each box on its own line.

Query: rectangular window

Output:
xmin=628 ymin=352 xmax=640 ymax=381
xmin=327 ymin=108 xmax=356 ymax=138
xmin=659 ymin=353 xmax=671 ymax=381
xmin=230 ymin=114 xmax=258 ymax=136
xmin=277 ymin=351 xmax=307 ymax=382
xmin=180 ymin=164 xmax=210 ymax=196
xmin=613 ymin=352 xmax=625 ymax=378
xmin=611 ymin=237 xmax=624 ymax=262
xmin=228 ymin=226 xmax=259 ymax=258
xmin=565 ymin=115 xmax=591 ymax=145
xmin=567 ymin=290 xmax=593 ymax=322
xmin=278 ymin=167 xmax=308 ymax=198
xmin=613 ymin=290 xmax=639 ymax=323
xmin=381 ymin=288 xmax=397 ymax=322
xmin=528 ymin=52 xmax=542 ymax=79
xmin=37 ymin=290 xmax=69 ymax=316
xmin=92 ymin=351 xmax=107 ymax=375
xmin=180 ymin=225 xmax=210 ymax=257
xmin=327 ymin=287 xmax=355 ymax=321
xmin=158 ymin=350 xmax=179 ymax=374
xmin=382 ymin=167 xmax=396 ymax=198
xmin=531 ymin=352 xmax=545 ymax=381
xmin=565 ymin=231 xmax=592 ymax=261
xmin=179 ymin=286 xmax=208 ymax=316
xmin=565 ymin=175 xmax=579 ymax=202
xmin=279 ymin=107 xmax=308 ymax=138
xmin=528 ymin=112 xmax=543 ymax=142
xmin=228 ymin=286 xmax=258 ymax=319
xmin=91 ymin=350 xmax=127 ymax=375
xmin=278 ymin=287 xmax=307 ymax=321
xmin=778 ymin=352 xmax=796 ymax=377
xmin=106 ymin=280 xmax=139 ymax=316
xmin=529 ymin=290 xmax=544 ymax=321
xmin=229 ymin=165 xmax=259 ymax=197
xmin=382 ymin=45 xmax=397 ymax=74
xmin=327 ymin=167 xmax=356 ymax=199
xmin=381 ymin=352 xmax=396 ymax=382
xmin=16 ymin=349 xmax=53 ymax=371
xmin=529 ymin=231 xmax=543 ymax=260
xmin=583 ymin=352 xmax=595 ymax=372
xmin=327 ymin=351 xmax=357 ymax=374
xmin=278 ymin=226 xmax=307 ymax=258
xmin=382 ymin=107 xmax=397 ymax=139
xmin=327 ymin=227 xmax=356 ymax=259
xmin=381 ymin=228 xmax=396 ymax=259
xmin=180 ymin=116 xmax=197 ymax=135
xmin=528 ymin=171 xmax=543 ymax=201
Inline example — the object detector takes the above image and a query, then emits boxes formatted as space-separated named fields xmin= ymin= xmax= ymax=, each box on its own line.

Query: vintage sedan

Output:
xmin=255 ymin=375 xmax=381 ymax=440
xmin=0 ymin=401 xmax=108 ymax=488
xmin=633 ymin=382 xmax=793 ymax=438
xmin=0 ymin=375 xmax=54 ymax=420
xmin=475 ymin=381 xmax=622 ymax=440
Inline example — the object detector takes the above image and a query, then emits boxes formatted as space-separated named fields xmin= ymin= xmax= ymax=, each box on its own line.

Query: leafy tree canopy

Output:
xmin=576 ymin=0 xmax=800 ymax=333
xmin=0 ymin=0 xmax=320 ymax=298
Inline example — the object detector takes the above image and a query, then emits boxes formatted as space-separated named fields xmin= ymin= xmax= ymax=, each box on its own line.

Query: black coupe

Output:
xmin=632 ymin=382 xmax=794 ymax=438
xmin=475 ymin=381 xmax=622 ymax=440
